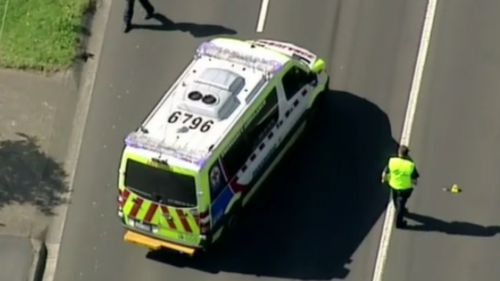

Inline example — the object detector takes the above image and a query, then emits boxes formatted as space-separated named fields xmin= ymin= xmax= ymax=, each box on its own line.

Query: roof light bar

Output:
xmin=196 ymin=41 xmax=283 ymax=73
xmin=125 ymin=131 xmax=207 ymax=166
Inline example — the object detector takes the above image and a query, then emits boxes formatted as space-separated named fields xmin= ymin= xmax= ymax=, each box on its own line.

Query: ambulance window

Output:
xmin=282 ymin=66 xmax=312 ymax=100
xmin=222 ymin=135 xmax=252 ymax=178
xmin=221 ymin=89 xmax=279 ymax=179
xmin=245 ymin=88 xmax=279 ymax=148
xmin=124 ymin=159 xmax=196 ymax=208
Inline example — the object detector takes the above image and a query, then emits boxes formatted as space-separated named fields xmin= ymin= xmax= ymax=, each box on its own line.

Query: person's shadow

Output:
xmin=405 ymin=212 xmax=500 ymax=236
xmin=131 ymin=13 xmax=237 ymax=37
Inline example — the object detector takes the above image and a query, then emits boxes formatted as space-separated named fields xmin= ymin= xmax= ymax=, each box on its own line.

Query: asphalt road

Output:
xmin=0 ymin=236 xmax=33 ymax=281
xmin=54 ymin=0 xmax=427 ymax=280
xmin=383 ymin=0 xmax=500 ymax=280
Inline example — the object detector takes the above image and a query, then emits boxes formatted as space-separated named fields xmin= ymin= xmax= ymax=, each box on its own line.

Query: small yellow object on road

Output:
xmin=442 ymin=184 xmax=462 ymax=193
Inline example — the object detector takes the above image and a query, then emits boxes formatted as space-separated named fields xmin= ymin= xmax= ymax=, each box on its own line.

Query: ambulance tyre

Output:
xmin=222 ymin=203 xmax=243 ymax=241
xmin=227 ymin=203 xmax=243 ymax=232
xmin=227 ymin=213 xmax=239 ymax=231
xmin=308 ymin=103 xmax=318 ymax=124
xmin=306 ymin=99 xmax=320 ymax=132
xmin=191 ymin=248 xmax=206 ymax=259
xmin=207 ymin=203 xmax=243 ymax=251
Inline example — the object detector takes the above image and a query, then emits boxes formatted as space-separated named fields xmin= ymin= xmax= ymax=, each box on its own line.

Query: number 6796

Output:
xmin=167 ymin=111 xmax=213 ymax=132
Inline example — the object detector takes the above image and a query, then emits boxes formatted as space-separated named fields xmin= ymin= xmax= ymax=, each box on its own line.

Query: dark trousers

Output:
xmin=124 ymin=0 xmax=154 ymax=25
xmin=391 ymin=188 xmax=413 ymax=225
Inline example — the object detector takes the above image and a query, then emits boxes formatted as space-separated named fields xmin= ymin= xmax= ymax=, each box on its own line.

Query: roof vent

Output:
xmin=188 ymin=91 xmax=203 ymax=101
xmin=178 ymin=67 xmax=244 ymax=120
xmin=202 ymin=94 xmax=217 ymax=105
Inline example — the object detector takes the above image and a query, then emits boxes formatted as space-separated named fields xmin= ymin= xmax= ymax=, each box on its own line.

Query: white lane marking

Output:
xmin=371 ymin=0 xmax=438 ymax=281
xmin=256 ymin=0 xmax=270 ymax=32
xmin=400 ymin=0 xmax=438 ymax=146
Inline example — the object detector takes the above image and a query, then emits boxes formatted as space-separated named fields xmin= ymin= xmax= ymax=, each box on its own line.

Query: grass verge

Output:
xmin=0 ymin=0 xmax=91 ymax=71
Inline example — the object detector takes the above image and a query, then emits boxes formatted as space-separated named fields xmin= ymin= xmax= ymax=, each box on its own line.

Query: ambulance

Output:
xmin=117 ymin=37 xmax=329 ymax=256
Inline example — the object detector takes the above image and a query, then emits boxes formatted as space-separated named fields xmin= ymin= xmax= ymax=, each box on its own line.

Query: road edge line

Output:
xmin=400 ymin=0 xmax=438 ymax=146
xmin=41 ymin=0 xmax=113 ymax=281
xmin=371 ymin=0 xmax=438 ymax=281
xmin=256 ymin=0 xmax=270 ymax=32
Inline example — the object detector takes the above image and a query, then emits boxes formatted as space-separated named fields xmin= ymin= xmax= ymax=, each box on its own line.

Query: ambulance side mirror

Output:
xmin=311 ymin=59 xmax=326 ymax=73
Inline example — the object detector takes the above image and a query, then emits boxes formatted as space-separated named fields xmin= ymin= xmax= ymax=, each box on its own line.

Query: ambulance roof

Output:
xmin=125 ymin=38 xmax=315 ymax=168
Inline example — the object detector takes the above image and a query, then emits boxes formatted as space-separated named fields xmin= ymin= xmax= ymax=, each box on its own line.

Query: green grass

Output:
xmin=0 ymin=0 xmax=89 ymax=71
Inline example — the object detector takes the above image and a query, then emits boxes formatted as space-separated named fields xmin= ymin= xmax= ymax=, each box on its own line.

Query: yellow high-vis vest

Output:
xmin=388 ymin=157 xmax=415 ymax=190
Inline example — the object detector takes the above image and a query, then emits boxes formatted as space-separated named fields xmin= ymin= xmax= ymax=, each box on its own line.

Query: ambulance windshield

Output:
xmin=124 ymin=159 xmax=196 ymax=208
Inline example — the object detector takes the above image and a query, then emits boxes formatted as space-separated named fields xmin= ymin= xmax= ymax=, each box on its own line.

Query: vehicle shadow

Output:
xmin=0 ymin=133 xmax=68 ymax=215
xmin=405 ymin=212 xmax=500 ymax=236
xmin=131 ymin=13 xmax=237 ymax=37
xmin=147 ymin=90 xmax=397 ymax=279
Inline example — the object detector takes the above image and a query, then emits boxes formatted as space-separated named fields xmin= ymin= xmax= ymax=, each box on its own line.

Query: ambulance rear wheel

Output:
xmin=224 ymin=203 xmax=243 ymax=236
xmin=227 ymin=214 xmax=239 ymax=230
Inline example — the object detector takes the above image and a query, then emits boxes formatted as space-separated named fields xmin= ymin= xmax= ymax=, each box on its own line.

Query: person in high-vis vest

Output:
xmin=381 ymin=145 xmax=419 ymax=228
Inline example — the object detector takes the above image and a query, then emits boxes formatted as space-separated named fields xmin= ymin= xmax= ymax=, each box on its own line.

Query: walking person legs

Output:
xmin=392 ymin=188 xmax=413 ymax=228
xmin=391 ymin=189 xmax=403 ymax=227
xmin=392 ymin=189 xmax=404 ymax=228
xmin=123 ymin=0 xmax=135 ymax=32
xmin=399 ymin=188 xmax=413 ymax=215
xmin=138 ymin=0 xmax=155 ymax=18
xmin=123 ymin=0 xmax=155 ymax=33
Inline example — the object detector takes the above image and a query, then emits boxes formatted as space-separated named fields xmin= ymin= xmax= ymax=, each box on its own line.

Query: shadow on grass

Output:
xmin=405 ymin=212 xmax=500 ymax=236
xmin=0 ymin=133 xmax=68 ymax=215
xmin=73 ymin=25 xmax=91 ymax=37
xmin=131 ymin=13 xmax=237 ymax=37
xmin=73 ymin=1 xmax=96 ymax=38
xmin=147 ymin=90 xmax=397 ymax=279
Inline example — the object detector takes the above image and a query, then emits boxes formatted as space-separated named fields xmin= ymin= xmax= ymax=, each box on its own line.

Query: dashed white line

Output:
xmin=256 ymin=0 xmax=270 ymax=32
xmin=371 ymin=0 xmax=438 ymax=281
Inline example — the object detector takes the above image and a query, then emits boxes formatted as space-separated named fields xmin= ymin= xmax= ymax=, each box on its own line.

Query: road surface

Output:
xmin=53 ymin=0 xmax=429 ymax=280
xmin=383 ymin=0 xmax=500 ymax=280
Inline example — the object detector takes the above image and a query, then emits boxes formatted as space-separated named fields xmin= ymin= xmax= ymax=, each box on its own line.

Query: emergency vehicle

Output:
xmin=117 ymin=37 xmax=329 ymax=256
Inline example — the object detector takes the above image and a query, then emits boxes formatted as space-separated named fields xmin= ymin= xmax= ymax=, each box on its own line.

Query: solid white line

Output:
xmin=371 ymin=1 xmax=438 ymax=281
xmin=256 ymin=0 xmax=270 ymax=32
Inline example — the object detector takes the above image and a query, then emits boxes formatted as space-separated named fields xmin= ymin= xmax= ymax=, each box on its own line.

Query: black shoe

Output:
xmin=396 ymin=220 xmax=407 ymax=229
xmin=145 ymin=11 xmax=155 ymax=19
xmin=123 ymin=23 xmax=132 ymax=33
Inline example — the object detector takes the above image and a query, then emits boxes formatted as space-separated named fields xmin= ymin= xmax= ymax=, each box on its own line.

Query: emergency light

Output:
xmin=196 ymin=41 xmax=283 ymax=74
xmin=125 ymin=131 xmax=207 ymax=166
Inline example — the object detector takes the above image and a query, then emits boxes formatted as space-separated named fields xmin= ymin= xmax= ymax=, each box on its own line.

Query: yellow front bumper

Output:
xmin=123 ymin=230 xmax=195 ymax=256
